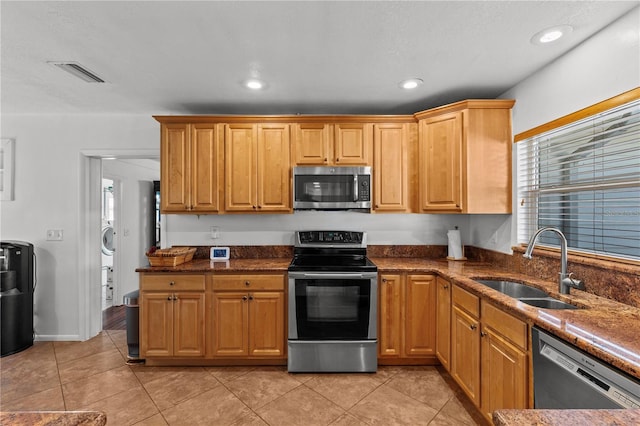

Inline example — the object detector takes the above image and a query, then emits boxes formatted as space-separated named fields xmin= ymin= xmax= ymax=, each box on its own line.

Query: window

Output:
xmin=517 ymin=92 xmax=640 ymax=261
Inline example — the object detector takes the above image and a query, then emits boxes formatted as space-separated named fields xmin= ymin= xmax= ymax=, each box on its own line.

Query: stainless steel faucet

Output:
xmin=523 ymin=227 xmax=584 ymax=294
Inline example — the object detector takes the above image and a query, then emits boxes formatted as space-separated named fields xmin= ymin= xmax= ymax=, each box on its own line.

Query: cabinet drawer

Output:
xmin=452 ymin=285 xmax=479 ymax=318
xmin=141 ymin=274 xmax=205 ymax=291
xmin=212 ymin=274 xmax=284 ymax=291
xmin=481 ymin=301 xmax=527 ymax=350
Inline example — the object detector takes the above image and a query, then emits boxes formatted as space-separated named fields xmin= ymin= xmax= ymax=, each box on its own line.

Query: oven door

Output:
xmin=288 ymin=271 xmax=377 ymax=340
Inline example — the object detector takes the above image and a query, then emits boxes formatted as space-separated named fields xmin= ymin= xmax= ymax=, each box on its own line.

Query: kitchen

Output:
xmin=1 ymin=1 xmax=639 ymax=425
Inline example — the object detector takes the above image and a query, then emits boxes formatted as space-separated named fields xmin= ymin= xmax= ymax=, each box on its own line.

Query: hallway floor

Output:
xmin=0 ymin=331 xmax=485 ymax=425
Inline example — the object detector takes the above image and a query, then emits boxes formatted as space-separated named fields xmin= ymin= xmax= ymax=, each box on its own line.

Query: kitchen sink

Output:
xmin=474 ymin=279 xmax=549 ymax=299
xmin=474 ymin=279 xmax=582 ymax=310
xmin=519 ymin=298 xmax=580 ymax=310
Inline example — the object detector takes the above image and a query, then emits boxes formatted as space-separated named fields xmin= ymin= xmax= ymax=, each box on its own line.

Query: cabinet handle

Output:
xmin=336 ymin=158 xmax=340 ymax=162
xmin=242 ymin=295 xmax=248 ymax=301
xmin=173 ymin=296 xmax=178 ymax=301
xmin=167 ymin=296 xmax=172 ymax=301
xmin=169 ymin=281 xmax=175 ymax=286
xmin=324 ymin=158 xmax=328 ymax=162
xmin=245 ymin=281 xmax=250 ymax=286
xmin=443 ymin=284 xmax=449 ymax=289
xmin=470 ymin=324 xmax=477 ymax=330
xmin=253 ymin=205 xmax=257 ymax=209
xmin=480 ymin=331 xmax=487 ymax=337
xmin=382 ymin=278 xmax=387 ymax=283
xmin=249 ymin=294 xmax=254 ymax=301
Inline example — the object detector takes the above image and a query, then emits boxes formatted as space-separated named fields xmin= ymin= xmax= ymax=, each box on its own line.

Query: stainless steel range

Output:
xmin=287 ymin=231 xmax=378 ymax=373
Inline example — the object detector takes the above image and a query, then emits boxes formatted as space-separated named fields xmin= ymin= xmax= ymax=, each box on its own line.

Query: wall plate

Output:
xmin=210 ymin=246 xmax=230 ymax=261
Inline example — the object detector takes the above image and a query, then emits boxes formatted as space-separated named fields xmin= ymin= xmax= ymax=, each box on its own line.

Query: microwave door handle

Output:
xmin=353 ymin=175 xmax=358 ymax=202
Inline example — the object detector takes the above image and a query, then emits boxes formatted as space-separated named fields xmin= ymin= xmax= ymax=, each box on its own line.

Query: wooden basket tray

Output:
xmin=147 ymin=247 xmax=196 ymax=267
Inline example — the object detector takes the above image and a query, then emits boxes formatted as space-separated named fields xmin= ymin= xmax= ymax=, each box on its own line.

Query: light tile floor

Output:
xmin=0 ymin=331 xmax=486 ymax=425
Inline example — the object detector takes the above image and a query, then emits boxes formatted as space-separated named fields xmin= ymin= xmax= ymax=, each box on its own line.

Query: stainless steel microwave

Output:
xmin=293 ymin=166 xmax=371 ymax=211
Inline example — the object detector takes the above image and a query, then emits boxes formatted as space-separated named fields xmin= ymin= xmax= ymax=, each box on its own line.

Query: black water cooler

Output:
xmin=1 ymin=241 xmax=35 ymax=357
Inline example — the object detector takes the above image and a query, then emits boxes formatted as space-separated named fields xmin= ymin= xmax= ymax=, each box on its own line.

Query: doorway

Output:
xmin=79 ymin=150 xmax=159 ymax=340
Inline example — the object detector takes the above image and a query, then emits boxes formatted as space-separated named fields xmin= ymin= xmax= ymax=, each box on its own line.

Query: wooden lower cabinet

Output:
xmin=140 ymin=274 xmax=206 ymax=358
xmin=378 ymin=273 xmax=436 ymax=363
xmin=449 ymin=284 xmax=530 ymax=423
xmin=210 ymin=274 xmax=285 ymax=358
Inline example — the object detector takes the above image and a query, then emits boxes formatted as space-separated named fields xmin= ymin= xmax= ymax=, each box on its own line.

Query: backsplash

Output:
xmin=469 ymin=246 xmax=640 ymax=309
xmin=185 ymin=243 xmax=640 ymax=308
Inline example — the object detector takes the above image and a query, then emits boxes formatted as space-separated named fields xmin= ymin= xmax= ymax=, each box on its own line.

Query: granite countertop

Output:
xmin=493 ymin=409 xmax=640 ymax=425
xmin=0 ymin=411 xmax=106 ymax=425
xmin=136 ymin=257 xmax=291 ymax=273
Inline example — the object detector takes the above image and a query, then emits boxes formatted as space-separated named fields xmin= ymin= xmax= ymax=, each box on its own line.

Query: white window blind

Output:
xmin=517 ymin=98 xmax=640 ymax=260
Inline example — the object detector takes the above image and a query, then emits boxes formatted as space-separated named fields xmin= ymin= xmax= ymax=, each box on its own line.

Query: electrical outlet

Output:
xmin=210 ymin=226 xmax=219 ymax=239
xmin=46 ymin=229 xmax=64 ymax=241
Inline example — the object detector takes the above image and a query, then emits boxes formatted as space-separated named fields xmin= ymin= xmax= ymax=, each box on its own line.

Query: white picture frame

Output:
xmin=0 ymin=139 xmax=15 ymax=201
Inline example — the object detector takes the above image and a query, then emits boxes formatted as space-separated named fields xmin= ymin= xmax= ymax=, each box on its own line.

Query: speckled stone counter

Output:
xmin=371 ymin=257 xmax=640 ymax=380
xmin=493 ymin=409 xmax=640 ymax=425
xmin=0 ymin=411 xmax=106 ymax=425
xmin=135 ymin=257 xmax=291 ymax=273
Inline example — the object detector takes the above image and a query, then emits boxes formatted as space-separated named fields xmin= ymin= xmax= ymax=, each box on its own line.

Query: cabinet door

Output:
xmin=161 ymin=123 xmax=190 ymax=212
xmin=405 ymin=275 xmax=436 ymax=356
xmin=480 ymin=326 xmax=528 ymax=420
xmin=173 ymin=292 xmax=205 ymax=357
xmin=292 ymin=123 xmax=331 ymax=165
xmin=191 ymin=123 xmax=222 ymax=212
xmin=249 ymin=292 xmax=285 ymax=357
xmin=140 ymin=292 xmax=173 ymax=357
xmin=419 ymin=112 xmax=462 ymax=212
xmin=451 ymin=305 xmax=480 ymax=405
xmin=212 ymin=292 xmax=249 ymax=356
xmin=435 ymin=277 xmax=452 ymax=371
xmin=373 ymin=124 xmax=409 ymax=212
xmin=334 ymin=123 xmax=372 ymax=165
xmin=257 ymin=124 xmax=291 ymax=212
xmin=378 ymin=274 xmax=403 ymax=357
xmin=225 ymin=124 xmax=257 ymax=211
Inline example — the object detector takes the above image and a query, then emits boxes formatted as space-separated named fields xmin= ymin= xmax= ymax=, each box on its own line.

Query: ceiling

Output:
xmin=2 ymin=1 xmax=638 ymax=116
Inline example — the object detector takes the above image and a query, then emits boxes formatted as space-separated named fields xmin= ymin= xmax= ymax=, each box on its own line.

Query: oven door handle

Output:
xmin=289 ymin=272 xmax=377 ymax=280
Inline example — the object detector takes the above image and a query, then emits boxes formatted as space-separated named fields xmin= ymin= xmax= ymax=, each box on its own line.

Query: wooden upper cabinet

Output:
xmin=160 ymin=122 xmax=222 ymax=213
xmin=373 ymin=123 xmax=412 ymax=212
xmin=292 ymin=123 xmax=372 ymax=166
xmin=160 ymin=123 xmax=190 ymax=212
xmin=415 ymin=100 xmax=514 ymax=213
xmin=292 ymin=123 xmax=332 ymax=165
xmin=257 ymin=124 xmax=291 ymax=212
xmin=334 ymin=123 xmax=372 ymax=165
xmin=419 ymin=112 xmax=463 ymax=212
xmin=225 ymin=123 xmax=292 ymax=213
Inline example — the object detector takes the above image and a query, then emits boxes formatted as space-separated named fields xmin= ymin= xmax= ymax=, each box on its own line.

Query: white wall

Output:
xmin=0 ymin=115 xmax=158 ymax=340
xmin=471 ymin=6 xmax=640 ymax=252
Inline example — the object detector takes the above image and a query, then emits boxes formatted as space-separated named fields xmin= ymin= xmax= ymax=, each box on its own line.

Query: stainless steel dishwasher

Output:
xmin=532 ymin=327 xmax=640 ymax=409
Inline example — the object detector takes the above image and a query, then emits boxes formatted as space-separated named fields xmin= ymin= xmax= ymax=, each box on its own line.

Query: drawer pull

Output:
xmin=249 ymin=295 xmax=254 ymax=301
xmin=242 ymin=295 xmax=248 ymax=301
xmin=169 ymin=281 xmax=175 ymax=286
xmin=470 ymin=324 xmax=477 ymax=331
xmin=167 ymin=296 xmax=172 ymax=301
xmin=245 ymin=281 xmax=250 ymax=286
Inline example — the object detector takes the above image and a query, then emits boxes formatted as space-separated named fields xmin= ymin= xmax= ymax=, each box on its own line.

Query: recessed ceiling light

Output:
xmin=531 ymin=25 xmax=573 ymax=45
xmin=48 ymin=61 xmax=106 ymax=83
xmin=399 ymin=78 xmax=423 ymax=90
xmin=245 ymin=79 xmax=265 ymax=90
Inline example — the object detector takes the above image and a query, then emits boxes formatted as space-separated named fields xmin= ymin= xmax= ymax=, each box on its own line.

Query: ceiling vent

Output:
xmin=49 ymin=61 xmax=106 ymax=83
